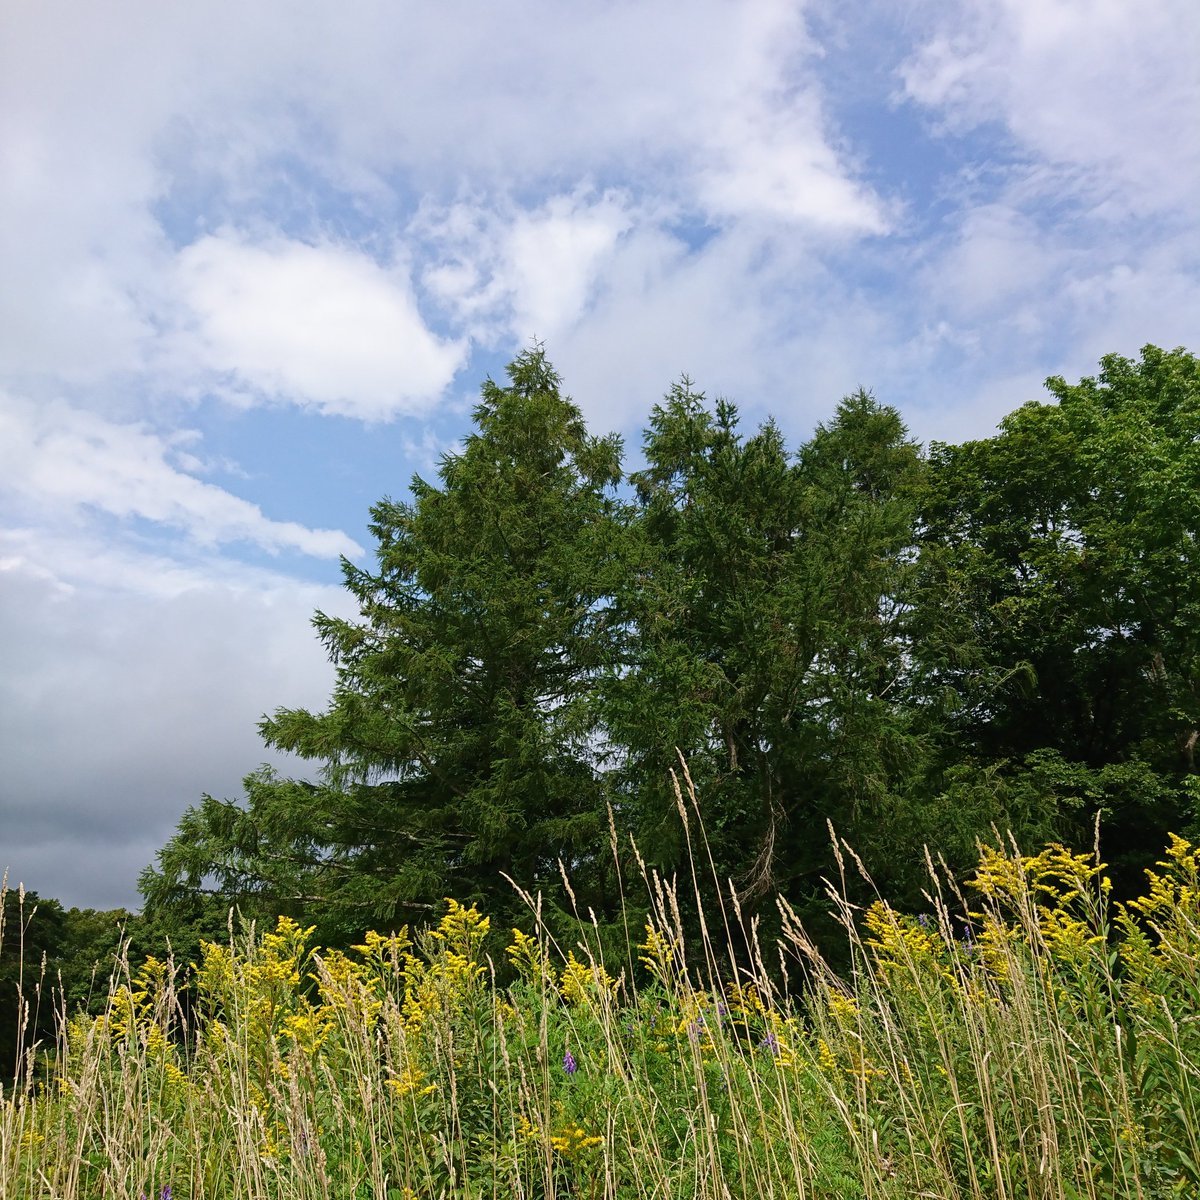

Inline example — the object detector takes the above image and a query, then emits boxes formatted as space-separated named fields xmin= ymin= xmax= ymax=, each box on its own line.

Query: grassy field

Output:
xmin=5 ymin=799 xmax=1200 ymax=1197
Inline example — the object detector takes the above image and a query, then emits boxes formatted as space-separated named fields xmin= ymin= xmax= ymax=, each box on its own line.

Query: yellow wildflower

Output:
xmin=281 ymin=1008 xmax=330 ymax=1055
xmin=429 ymin=898 xmax=490 ymax=958
xmin=826 ymin=990 xmax=859 ymax=1028
xmin=815 ymin=1037 xmax=839 ymax=1076
xmin=972 ymin=843 xmax=1104 ymax=909
xmin=550 ymin=1124 xmax=604 ymax=1156
xmin=637 ymin=922 xmax=681 ymax=981
xmin=386 ymin=1064 xmax=437 ymax=1098
xmin=560 ymin=951 xmax=617 ymax=1006
xmin=507 ymin=927 xmax=552 ymax=984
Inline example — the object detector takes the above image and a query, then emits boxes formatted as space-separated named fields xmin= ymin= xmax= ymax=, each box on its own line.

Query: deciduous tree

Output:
xmin=912 ymin=346 xmax=1200 ymax=884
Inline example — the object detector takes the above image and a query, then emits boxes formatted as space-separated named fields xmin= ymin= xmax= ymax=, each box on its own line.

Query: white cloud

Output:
xmin=0 ymin=1 xmax=886 ymax=395
xmin=0 ymin=3 xmax=200 ymax=388
xmin=920 ymin=203 xmax=1065 ymax=320
xmin=545 ymin=222 xmax=874 ymax=433
xmin=421 ymin=191 xmax=636 ymax=345
xmin=698 ymin=100 xmax=889 ymax=232
xmin=906 ymin=190 xmax=1200 ymax=394
xmin=176 ymin=233 xmax=467 ymax=419
xmin=0 ymin=395 xmax=362 ymax=558
xmin=899 ymin=0 xmax=1200 ymax=217
xmin=0 ymin=128 xmax=166 ymax=386
xmin=503 ymin=195 xmax=635 ymax=341
xmin=867 ymin=0 xmax=1200 ymax=429
xmin=671 ymin=1 xmax=888 ymax=233
xmin=281 ymin=0 xmax=883 ymax=228
xmin=906 ymin=368 xmax=1048 ymax=446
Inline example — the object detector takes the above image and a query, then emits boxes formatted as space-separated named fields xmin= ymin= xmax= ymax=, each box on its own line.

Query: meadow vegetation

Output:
xmin=7 ymin=777 xmax=1200 ymax=1198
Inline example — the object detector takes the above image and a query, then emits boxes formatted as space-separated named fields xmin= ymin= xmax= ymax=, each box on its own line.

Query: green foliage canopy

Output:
xmin=141 ymin=343 xmax=1200 ymax=949
xmin=142 ymin=348 xmax=629 ymax=937
xmin=913 ymin=346 xmax=1200 ymax=882
xmin=607 ymin=383 xmax=927 ymax=920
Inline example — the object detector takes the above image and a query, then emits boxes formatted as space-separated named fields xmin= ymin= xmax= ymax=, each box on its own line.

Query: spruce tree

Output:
xmin=142 ymin=348 xmax=628 ymax=937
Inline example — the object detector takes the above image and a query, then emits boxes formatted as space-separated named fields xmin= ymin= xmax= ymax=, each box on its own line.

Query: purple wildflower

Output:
xmin=161 ymin=1188 xmax=173 ymax=1200
xmin=759 ymin=1032 xmax=780 ymax=1057
xmin=563 ymin=1050 xmax=577 ymax=1075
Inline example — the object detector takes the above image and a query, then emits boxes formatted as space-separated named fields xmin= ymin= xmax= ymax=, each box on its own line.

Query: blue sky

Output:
xmin=2 ymin=0 xmax=1198 ymax=908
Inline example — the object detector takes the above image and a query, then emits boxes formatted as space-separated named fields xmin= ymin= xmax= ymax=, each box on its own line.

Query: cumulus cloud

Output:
xmin=0 ymin=0 xmax=884 ymax=396
xmin=697 ymin=102 xmax=888 ymax=232
xmin=176 ymin=233 xmax=467 ymax=419
xmin=0 ymin=395 xmax=362 ymax=558
xmin=538 ymin=221 xmax=885 ymax=434
xmin=273 ymin=0 xmax=884 ymax=228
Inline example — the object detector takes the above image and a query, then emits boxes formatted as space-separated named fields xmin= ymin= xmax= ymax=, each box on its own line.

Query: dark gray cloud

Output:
xmin=0 ymin=558 xmax=348 ymax=909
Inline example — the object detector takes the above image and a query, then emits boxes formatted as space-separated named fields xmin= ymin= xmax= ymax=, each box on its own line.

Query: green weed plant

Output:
xmin=6 ymin=815 xmax=1200 ymax=1197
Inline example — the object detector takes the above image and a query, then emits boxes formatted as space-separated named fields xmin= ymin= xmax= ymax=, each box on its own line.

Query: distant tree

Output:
xmin=57 ymin=905 xmax=149 ymax=1009
xmin=0 ymin=889 xmax=67 ymax=1080
xmin=0 ymin=886 xmax=158 ymax=1080
xmin=142 ymin=348 xmax=630 ymax=939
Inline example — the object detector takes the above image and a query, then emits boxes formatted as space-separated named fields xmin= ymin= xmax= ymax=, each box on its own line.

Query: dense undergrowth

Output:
xmin=6 ymin=808 xmax=1200 ymax=1198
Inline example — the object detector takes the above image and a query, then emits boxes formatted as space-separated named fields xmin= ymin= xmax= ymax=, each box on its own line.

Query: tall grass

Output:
xmin=5 ymin=776 xmax=1200 ymax=1198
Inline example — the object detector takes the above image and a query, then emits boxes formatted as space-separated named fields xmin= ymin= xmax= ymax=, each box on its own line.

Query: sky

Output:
xmin=2 ymin=0 xmax=1198 ymax=910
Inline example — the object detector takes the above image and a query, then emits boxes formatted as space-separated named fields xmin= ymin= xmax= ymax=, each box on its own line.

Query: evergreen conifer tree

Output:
xmin=142 ymin=348 xmax=628 ymax=936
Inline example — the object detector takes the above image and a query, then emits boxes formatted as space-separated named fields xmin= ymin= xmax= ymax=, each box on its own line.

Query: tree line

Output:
xmin=141 ymin=343 xmax=1200 ymax=939
xmin=6 ymin=342 xmax=1199 ymax=1068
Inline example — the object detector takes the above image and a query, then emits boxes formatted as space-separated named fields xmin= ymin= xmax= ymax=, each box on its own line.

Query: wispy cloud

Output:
xmin=899 ymin=0 xmax=1200 ymax=216
xmin=420 ymin=190 xmax=636 ymax=346
xmin=0 ymin=395 xmax=362 ymax=557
